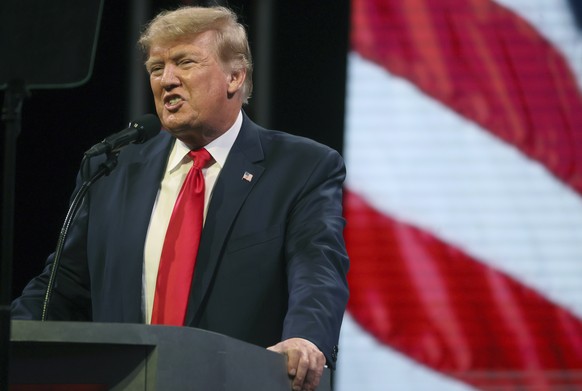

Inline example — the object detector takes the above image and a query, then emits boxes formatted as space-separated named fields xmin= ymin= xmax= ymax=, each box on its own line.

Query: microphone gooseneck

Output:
xmin=84 ymin=113 xmax=161 ymax=157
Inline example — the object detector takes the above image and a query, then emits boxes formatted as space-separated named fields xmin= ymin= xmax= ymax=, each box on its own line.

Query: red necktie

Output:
xmin=151 ymin=148 xmax=212 ymax=325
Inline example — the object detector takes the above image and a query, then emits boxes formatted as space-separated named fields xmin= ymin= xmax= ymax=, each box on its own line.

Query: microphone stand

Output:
xmin=1 ymin=79 xmax=28 ymax=391
xmin=41 ymin=152 xmax=119 ymax=321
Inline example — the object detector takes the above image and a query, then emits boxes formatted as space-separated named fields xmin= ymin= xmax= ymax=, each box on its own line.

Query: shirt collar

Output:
xmin=166 ymin=111 xmax=243 ymax=174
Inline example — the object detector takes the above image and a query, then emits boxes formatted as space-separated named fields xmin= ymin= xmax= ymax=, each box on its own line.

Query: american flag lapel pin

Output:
xmin=242 ymin=171 xmax=253 ymax=182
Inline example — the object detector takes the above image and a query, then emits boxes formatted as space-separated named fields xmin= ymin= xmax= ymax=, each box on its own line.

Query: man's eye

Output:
xmin=179 ymin=59 xmax=196 ymax=67
xmin=149 ymin=66 xmax=163 ymax=75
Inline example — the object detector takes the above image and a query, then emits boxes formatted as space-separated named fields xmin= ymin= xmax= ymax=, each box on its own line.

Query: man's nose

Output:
xmin=160 ymin=65 xmax=180 ymax=89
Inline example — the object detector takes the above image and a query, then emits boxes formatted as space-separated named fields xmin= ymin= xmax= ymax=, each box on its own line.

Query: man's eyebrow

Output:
xmin=144 ymin=55 xmax=165 ymax=70
xmin=170 ymin=50 xmax=202 ymax=61
xmin=145 ymin=51 xmax=197 ymax=66
xmin=145 ymin=49 xmax=209 ymax=71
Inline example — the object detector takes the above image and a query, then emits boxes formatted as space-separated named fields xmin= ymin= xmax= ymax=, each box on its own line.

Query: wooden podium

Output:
xmin=9 ymin=320 xmax=331 ymax=390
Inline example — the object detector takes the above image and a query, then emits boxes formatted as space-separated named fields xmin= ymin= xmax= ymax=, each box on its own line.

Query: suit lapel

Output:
xmin=185 ymin=115 xmax=265 ymax=325
xmin=107 ymin=132 xmax=173 ymax=322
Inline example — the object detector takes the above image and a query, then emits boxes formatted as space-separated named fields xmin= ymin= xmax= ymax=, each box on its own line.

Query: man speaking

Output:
xmin=12 ymin=6 xmax=349 ymax=391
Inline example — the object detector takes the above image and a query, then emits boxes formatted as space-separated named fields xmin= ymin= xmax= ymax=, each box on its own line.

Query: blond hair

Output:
xmin=139 ymin=6 xmax=253 ymax=103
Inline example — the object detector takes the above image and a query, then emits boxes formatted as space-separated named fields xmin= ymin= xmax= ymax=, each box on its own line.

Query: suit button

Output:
xmin=332 ymin=345 xmax=338 ymax=361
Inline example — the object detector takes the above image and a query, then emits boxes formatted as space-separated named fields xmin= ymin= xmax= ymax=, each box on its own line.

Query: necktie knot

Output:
xmin=189 ymin=148 xmax=212 ymax=170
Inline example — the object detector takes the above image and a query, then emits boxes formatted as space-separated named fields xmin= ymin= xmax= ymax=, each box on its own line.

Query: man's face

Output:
xmin=146 ymin=31 xmax=243 ymax=148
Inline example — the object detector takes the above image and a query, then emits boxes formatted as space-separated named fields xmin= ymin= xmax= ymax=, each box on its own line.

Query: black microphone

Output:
xmin=84 ymin=114 xmax=161 ymax=157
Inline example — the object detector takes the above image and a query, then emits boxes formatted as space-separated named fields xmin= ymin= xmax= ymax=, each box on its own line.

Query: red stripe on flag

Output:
xmin=345 ymin=190 xmax=582 ymax=389
xmin=351 ymin=0 xmax=582 ymax=195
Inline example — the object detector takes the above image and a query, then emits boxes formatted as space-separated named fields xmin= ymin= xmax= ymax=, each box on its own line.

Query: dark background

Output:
xmin=2 ymin=0 xmax=350 ymax=299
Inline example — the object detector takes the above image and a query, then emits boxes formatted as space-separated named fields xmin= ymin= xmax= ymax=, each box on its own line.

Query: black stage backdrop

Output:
xmin=2 ymin=0 xmax=349 ymax=299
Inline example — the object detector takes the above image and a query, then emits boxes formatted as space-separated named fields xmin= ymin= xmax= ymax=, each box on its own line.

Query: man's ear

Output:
xmin=227 ymin=68 xmax=246 ymax=95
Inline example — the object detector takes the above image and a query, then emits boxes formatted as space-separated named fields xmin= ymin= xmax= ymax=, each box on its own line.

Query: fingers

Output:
xmin=267 ymin=338 xmax=325 ymax=391
xmin=288 ymin=349 xmax=308 ymax=390
xmin=304 ymin=357 xmax=324 ymax=390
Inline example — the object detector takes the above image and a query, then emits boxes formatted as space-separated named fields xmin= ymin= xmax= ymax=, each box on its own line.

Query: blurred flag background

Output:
xmin=338 ymin=0 xmax=582 ymax=389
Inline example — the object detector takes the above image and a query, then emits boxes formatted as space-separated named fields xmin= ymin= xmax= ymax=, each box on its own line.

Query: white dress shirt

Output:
xmin=142 ymin=111 xmax=242 ymax=323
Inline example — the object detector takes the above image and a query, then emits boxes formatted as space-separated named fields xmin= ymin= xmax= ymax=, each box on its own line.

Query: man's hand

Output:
xmin=267 ymin=337 xmax=325 ymax=391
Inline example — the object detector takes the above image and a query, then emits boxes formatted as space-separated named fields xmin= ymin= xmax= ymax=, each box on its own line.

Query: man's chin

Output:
xmin=163 ymin=126 xmax=201 ymax=148
xmin=161 ymin=115 xmax=191 ymax=132
xmin=164 ymin=125 xmax=189 ymax=138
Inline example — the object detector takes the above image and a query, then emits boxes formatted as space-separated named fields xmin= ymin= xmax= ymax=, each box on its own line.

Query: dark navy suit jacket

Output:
xmin=12 ymin=113 xmax=350 ymax=366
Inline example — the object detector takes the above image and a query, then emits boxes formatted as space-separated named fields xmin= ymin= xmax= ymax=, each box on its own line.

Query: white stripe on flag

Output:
xmin=345 ymin=52 xmax=582 ymax=319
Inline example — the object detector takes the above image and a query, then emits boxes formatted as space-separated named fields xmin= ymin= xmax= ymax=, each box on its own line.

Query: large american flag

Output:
xmin=338 ymin=0 xmax=582 ymax=389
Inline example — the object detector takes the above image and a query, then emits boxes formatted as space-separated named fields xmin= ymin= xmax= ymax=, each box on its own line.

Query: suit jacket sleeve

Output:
xmin=281 ymin=146 xmax=349 ymax=367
